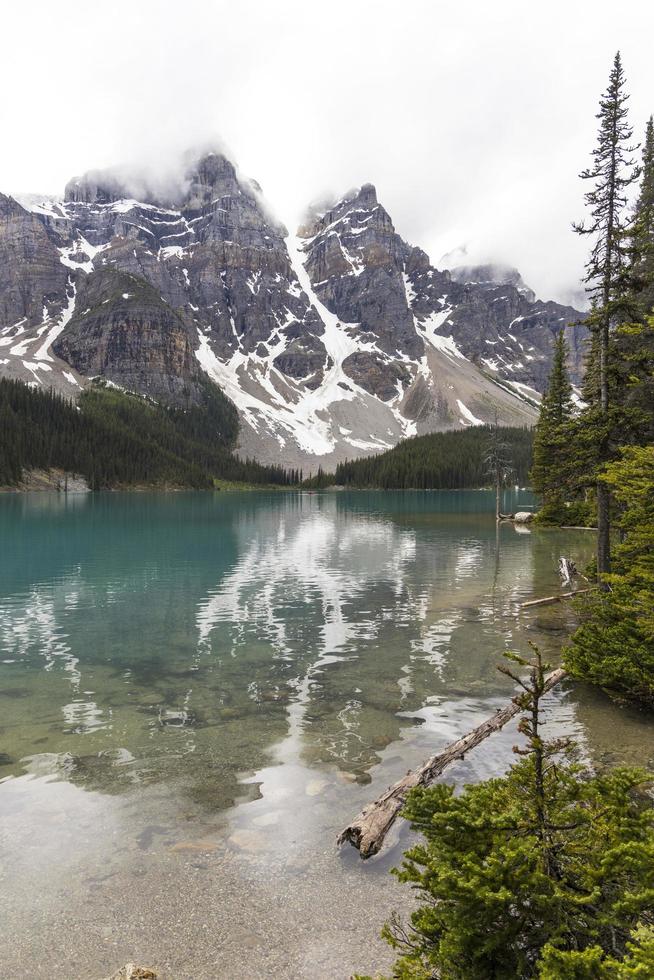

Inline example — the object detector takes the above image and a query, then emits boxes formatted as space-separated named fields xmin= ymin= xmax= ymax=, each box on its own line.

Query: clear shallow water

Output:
xmin=0 ymin=491 xmax=651 ymax=979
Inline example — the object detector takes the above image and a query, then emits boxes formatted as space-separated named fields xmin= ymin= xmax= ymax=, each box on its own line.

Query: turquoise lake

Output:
xmin=0 ymin=491 xmax=651 ymax=979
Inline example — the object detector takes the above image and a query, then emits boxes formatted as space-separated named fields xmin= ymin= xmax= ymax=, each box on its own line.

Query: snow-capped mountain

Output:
xmin=0 ymin=151 xmax=586 ymax=469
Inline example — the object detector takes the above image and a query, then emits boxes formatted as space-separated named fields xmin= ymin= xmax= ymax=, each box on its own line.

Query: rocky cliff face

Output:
xmin=1 ymin=150 xmax=587 ymax=469
xmin=299 ymin=187 xmax=586 ymax=402
xmin=53 ymin=269 xmax=204 ymax=404
xmin=0 ymin=194 xmax=82 ymax=395
xmin=0 ymin=194 xmax=68 ymax=326
xmin=445 ymin=267 xmax=586 ymax=390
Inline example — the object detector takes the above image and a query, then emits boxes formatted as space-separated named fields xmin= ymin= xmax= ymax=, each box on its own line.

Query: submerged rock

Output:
xmin=103 ymin=965 xmax=158 ymax=980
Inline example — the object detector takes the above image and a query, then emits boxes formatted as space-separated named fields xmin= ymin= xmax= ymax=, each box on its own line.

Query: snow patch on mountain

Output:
xmin=456 ymin=400 xmax=484 ymax=426
xmin=34 ymin=282 xmax=77 ymax=361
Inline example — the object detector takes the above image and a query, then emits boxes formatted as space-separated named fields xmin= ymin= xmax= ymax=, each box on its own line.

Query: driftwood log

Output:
xmin=520 ymin=589 xmax=592 ymax=609
xmin=338 ymin=667 xmax=568 ymax=858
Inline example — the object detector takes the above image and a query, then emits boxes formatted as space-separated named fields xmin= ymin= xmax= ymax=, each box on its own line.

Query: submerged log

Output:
xmin=338 ymin=667 xmax=567 ymax=858
xmin=520 ymin=588 xmax=593 ymax=609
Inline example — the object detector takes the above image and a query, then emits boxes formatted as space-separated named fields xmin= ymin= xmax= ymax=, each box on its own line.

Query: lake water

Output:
xmin=0 ymin=491 xmax=651 ymax=979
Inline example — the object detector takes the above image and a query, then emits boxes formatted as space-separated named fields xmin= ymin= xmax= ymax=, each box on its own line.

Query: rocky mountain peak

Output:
xmin=0 ymin=192 xmax=25 ymax=216
xmin=63 ymin=150 xmax=249 ymax=212
xmin=355 ymin=182 xmax=378 ymax=207
xmin=404 ymin=246 xmax=433 ymax=277
xmin=182 ymin=151 xmax=243 ymax=210
xmin=64 ymin=169 xmax=133 ymax=206
xmin=449 ymin=263 xmax=536 ymax=302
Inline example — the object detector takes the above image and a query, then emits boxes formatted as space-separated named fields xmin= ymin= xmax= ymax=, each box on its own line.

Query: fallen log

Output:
xmin=520 ymin=588 xmax=593 ymax=609
xmin=338 ymin=667 xmax=568 ymax=858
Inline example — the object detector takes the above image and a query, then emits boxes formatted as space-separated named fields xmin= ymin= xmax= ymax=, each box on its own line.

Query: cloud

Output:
xmin=1 ymin=0 xmax=653 ymax=303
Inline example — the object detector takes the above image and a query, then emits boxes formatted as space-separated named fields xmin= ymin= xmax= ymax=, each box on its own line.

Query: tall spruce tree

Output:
xmin=629 ymin=115 xmax=654 ymax=316
xmin=531 ymin=331 xmax=575 ymax=520
xmin=611 ymin=118 xmax=654 ymax=447
xmin=573 ymin=51 xmax=639 ymax=582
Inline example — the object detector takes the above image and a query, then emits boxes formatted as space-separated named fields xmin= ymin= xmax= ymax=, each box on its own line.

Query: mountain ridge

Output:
xmin=0 ymin=150 xmax=587 ymax=469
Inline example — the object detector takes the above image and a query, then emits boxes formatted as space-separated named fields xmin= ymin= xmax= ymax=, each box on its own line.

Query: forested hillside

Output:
xmin=307 ymin=426 xmax=533 ymax=489
xmin=0 ymin=379 xmax=298 ymax=489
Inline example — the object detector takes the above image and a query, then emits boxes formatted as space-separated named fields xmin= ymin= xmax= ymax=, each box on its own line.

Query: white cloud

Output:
xmin=2 ymin=0 xmax=653 ymax=304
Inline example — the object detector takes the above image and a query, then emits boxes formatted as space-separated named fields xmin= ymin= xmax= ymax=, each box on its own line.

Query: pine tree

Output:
xmin=565 ymin=444 xmax=654 ymax=705
xmin=607 ymin=118 xmax=654 ymax=447
xmin=370 ymin=649 xmax=654 ymax=980
xmin=539 ymin=925 xmax=654 ymax=977
xmin=629 ymin=115 xmax=654 ymax=317
xmin=531 ymin=331 xmax=576 ymax=522
xmin=573 ymin=51 xmax=639 ymax=583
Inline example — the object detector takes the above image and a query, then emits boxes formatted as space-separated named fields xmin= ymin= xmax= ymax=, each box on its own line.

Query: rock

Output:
xmin=252 ymin=810 xmax=281 ymax=827
xmin=228 ymin=828 xmax=268 ymax=852
xmin=341 ymin=350 xmax=411 ymax=401
xmin=103 ymin=965 xmax=158 ymax=980
xmin=170 ymin=839 xmax=219 ymax=853
xmin=514 ymin=511 xmax=535 ymax=523
xmin=305 ymin=778 xmax=328 ymax=796
xmin=8 ymin=468 xmax=89 ymax=492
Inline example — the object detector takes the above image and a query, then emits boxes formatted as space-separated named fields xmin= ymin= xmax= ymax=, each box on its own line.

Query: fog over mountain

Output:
xmin=0 ymin=146 xmax=587 ymax=469
xmin=2 ymin=0 xmax=653 ymax=305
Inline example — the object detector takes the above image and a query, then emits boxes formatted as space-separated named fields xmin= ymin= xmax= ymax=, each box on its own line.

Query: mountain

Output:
xmin=449 ymin=263 xmax=536 ymax=302
xmin=0 ymin=151 xmax=586 ymax=470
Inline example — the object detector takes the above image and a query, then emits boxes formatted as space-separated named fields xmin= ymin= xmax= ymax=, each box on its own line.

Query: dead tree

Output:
xmin=484 ymin=417 xmax=514 ymax=521
xmin=338 ymin=668 xmax=567 ymax=858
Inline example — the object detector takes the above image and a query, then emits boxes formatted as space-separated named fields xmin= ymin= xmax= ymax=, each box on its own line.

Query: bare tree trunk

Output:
xmin=597 ymin=483 xmax=611 ymax=584
xmin=338 ymin=668 xmax=567 ymax=858
xmin=597 ymin=262 xmax=612 ymax=585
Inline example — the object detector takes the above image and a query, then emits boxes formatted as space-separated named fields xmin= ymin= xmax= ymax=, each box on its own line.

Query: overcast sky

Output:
xmin=2 ymin=0 xmax=653 ymax=304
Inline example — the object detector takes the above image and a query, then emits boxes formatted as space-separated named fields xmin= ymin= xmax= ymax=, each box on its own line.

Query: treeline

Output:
xmin=306 ymin=426 xmax=533 ymax=489
xmin=529 ymin=54 xmax=654 ymax=705
xmin=0 ymin=378 xmax=298 ymax=489
xmin=532 ymin=58 xmax=654 ymax=532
